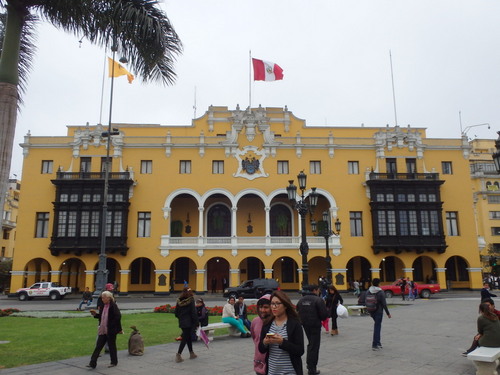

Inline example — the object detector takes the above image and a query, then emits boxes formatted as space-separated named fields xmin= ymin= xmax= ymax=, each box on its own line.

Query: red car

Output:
xmin=380 ymin=280 xmax=440 ymax=299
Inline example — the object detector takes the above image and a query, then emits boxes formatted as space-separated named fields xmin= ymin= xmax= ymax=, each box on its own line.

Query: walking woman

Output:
xmin=87 ymin=291 xmax=122 ymax=369
xmin=259 ymin=290 xmax=305 ymax=375
xmin=222 ymin=296 xmax=251 ymax=337
xmin=175 ymin=287 xmax=199 ymax=362
xmin=325 ymin=285 xmax=343 ymax=335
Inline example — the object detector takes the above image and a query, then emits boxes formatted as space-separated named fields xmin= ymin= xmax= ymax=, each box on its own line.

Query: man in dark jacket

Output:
xmin=366 ymin=278 xmax=391 ymax=351
xmin=296 ymin=284 xmax=329 ymax=375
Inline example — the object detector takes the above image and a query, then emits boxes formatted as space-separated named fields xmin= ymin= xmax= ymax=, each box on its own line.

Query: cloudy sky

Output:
xmin=9 ymin=0 xmax=500 ymax=177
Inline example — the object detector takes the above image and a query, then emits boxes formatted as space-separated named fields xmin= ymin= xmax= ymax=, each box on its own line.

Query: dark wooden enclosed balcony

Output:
xmin=369 ymin=172 xmax=439 ymax=181
xmin=55 ymin=171 xmax=131 ymax=180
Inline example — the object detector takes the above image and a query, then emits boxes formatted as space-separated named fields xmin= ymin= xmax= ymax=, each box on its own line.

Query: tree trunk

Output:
xmin=0 ymin=82 xmax=18 ymax=221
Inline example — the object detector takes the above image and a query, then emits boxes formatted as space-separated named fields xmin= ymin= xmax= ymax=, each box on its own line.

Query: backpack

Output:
xmin=365 ymin=291 xmax=379 ymax=312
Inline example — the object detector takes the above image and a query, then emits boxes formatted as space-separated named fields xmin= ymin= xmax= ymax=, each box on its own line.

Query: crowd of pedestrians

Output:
xmin=84 ymin=279 xmax=394 ymax=374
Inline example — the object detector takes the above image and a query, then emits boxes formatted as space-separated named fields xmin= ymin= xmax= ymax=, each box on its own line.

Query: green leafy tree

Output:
xmin=0 ymin=0 xmax=182 ymax=216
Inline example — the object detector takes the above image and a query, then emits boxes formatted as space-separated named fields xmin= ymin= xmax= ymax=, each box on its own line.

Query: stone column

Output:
xmin=9 ymin=270 xmax=25 ymax=291
xmin=467 ymin=267 xmax=484 ymax=290
xmin=153 ymin=269 xmax=170 ymax=295
xmin=434 ymin=268 xmax=447 ymax=291
xmin=297 ymin=269 xmax=303 ymax=290
xmin=119 ymin=270 xmax=130 ymax=294
xmin=402 ymin=268 xmax=414 ymax=279
xmin=50 ymin=270 xmax=62 ymax=284
xmin=230 ymin=268 xmax=240 ymax=287
xmin=370 ymin=268 xmax=381 ymax=281
xmin=195 ymin=269 xmax=206 ymax=294
xmin=264 ymin=268 xmax=274 ymax=279
xmin=84 ymin=270 xmax=95 ymax=290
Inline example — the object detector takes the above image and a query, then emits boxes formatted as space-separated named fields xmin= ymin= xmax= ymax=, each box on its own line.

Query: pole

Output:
xmin=324 ymin=232 xmax=332 ymax=283
xmin=249 ymin=50 xmax=252 ymax=110
xmin=297 ymin=192 xmax=309 ymax=291
xmin=389 ymin=50 xmax=398 ymax=127
xmin=91 ymin=49 xmax=117 ymax=304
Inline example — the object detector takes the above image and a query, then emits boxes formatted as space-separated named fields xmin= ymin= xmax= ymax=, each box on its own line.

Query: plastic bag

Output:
xmin=337 ymin=303 xmax=348 ymax=318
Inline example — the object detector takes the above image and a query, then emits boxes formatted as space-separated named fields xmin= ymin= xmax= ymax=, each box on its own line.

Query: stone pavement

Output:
xmin=0 ymin=295 xmax=484 ymax=374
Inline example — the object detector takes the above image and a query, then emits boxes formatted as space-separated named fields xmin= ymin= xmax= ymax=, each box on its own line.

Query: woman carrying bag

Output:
xmin=325 ymin=285 xmax=343 ymax=335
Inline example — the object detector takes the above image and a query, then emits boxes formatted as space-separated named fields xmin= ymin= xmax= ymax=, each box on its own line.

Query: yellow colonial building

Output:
xmin=469 ymin=139 xmax=500 ymax=274
xmin=1 ymin=179 xmax=20 ymax=260
xmin=9 ymin=106 xmax=484 ymax=294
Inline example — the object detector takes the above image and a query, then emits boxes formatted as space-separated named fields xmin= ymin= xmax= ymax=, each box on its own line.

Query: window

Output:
xmin=101 ymin=157 xmax=112 ymax=172
xmin=180 ymin=160 xmax=192 ymax=174
xmin=80 ymin=211 xmax=100 ymax=237
xmin=105 ymin=211 xmax=123 ymax=236
xmin=277 ymin=161 xmax=289 ymax=174
xmin=350 ymin=212 xmax=363 ymax=236
xmin=377 ymin=211 xmax=396 ymax=236
xmin=348 ymin=161 xmax=359 ymax=175
xmin=492 ymin=227 xmax=500 ymax=236
xmin=35 ymin=212 xmax=49 ymax=238
xmin=3 ymin=230 xmax=9 ymax=240
xmin=446 ymin=211 xmax=459 ymax=236
xmin=309 ymin=161 xmax=321 ymax=174
xmin=138 ymin=212 xmax=151 ymax=237
xmin=399 ymin=210 xmax=419 ymax=236
xmin=80 ymin=157 xmax=91 ymax=173
xmin=442 ymin=161 xmax=453 ymax=175
xmin=1 ymin=247 xmax=5 ymax=257
xmin=141 ymin=160 xmax=152 ymax=174
xmin=386 ymin=158 xmax=397 ymax=174
xmin=57 ymin=211 xmax=77 ymax=237
xmin=212 ymin=160 xmax=224 ymax=174
xmin=41 ymin=160 xmax=53 ymax=174
xmin=488 ymin=196 xmax=500 ymax=204
xmin=406 ymin=158 xmax=416 ymax=173
xmin=490 ymin=211 xmax=500 ymax=219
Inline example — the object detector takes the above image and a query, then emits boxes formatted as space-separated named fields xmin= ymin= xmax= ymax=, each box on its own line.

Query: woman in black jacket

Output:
xmin=325 ymin=285 xmax=343 ymax=335
xmin=87 ymin=291 xmax=123 ymax=369
xmin=175 ymin=287 xmax=199 ymax=362
xmin=259 ymin=290 xmax=304 ymax=375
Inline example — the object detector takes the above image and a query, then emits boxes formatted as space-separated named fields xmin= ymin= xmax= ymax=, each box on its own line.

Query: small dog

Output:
xmin=128 ymin=325 xmax=144 ymax=356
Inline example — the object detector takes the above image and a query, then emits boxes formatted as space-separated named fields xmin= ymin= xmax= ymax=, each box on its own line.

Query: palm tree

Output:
xmin=0 ymin=0 xmax=182 ymax=216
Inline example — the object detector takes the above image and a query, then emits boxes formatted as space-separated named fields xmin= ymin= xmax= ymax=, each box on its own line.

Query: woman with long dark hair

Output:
xmin=463 ymin=302 xmax=500 ymax=355
xmin=259 ymin=290 xmax=304 ymax=375
xmin=325 ymin=285 xmax=343 ymax=336
xmin=175 ymin=287 xmax=199 ymax=362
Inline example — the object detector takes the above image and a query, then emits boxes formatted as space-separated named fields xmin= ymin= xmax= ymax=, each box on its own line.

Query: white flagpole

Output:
xmin=389 ymin=50 xmax=398 ymax=127
xmin=98 ymin=54 xmax=107 ymax=125
xmin=249 ymin=50 xmax=252 ymax=111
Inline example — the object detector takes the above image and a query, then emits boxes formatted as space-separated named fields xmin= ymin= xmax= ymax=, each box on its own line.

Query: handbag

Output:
xmin=336 ymin=303 xmax=348 ymax=319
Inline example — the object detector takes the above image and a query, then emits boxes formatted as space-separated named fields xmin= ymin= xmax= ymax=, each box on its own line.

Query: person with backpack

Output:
xmin=365 ymin=278 xmax=391 ymax=351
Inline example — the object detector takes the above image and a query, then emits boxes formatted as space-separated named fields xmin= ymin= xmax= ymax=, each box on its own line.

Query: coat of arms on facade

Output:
xmin=233 ymin=146 xmax=268 ymax=180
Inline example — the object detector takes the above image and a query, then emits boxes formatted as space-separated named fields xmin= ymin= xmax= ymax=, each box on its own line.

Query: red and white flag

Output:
xmin=252 ymin=58 xmax=284 ymax=81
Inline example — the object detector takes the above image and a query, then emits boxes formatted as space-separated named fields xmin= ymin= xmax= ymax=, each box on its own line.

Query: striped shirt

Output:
xmin=267 ymin=320 xmax=295 ymax=375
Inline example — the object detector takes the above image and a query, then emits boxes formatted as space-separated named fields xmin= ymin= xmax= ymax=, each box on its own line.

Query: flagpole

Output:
xmin=249 ymin=50 xmax=252 ymax=111
xmin=98 ymin=54 xmax=107 ymax=125
xmin=389 ymin=50 xmax=398 ymax=127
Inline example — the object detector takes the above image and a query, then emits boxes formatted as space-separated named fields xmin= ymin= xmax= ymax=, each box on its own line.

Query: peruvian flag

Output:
xmin=252 ymin=58 xmax=284 ymax=81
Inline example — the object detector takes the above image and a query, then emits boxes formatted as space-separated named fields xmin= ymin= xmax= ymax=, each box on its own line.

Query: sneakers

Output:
xmin=372 ymin=347 xmax=380 ymax=351
xmin=175 ymin=353 xmax=183 ymax=363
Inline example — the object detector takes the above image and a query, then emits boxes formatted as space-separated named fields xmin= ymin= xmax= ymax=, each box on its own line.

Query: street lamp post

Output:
xmin=286 ymin=171 xmax=318 ymax=293
xmin=311 ymin=211 xmax=341 ymax=284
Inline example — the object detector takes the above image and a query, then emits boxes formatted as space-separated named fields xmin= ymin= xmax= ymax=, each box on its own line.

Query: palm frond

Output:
xmin=34 ymin=0 xmax=182 ymax=85
xmin=0 ymin=11 xmax=38 ymax=104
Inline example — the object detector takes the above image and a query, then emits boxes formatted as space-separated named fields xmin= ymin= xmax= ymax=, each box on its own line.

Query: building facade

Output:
xmin=9 ymin=106 xmax=484 ymax=294
xmin=1 ymin=179 xmax=19 ymax=261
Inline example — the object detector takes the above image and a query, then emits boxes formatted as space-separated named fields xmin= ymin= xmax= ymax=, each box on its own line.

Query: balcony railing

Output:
xmin=160 ymin=235 xmax=341 ymax=250
xmin=55 ymin=172 xmax=131 ymax=180
xmin=369 ymin=172 xmax=439 ymax=181
xmin=1 ymin=219 xmax=16 ymax=229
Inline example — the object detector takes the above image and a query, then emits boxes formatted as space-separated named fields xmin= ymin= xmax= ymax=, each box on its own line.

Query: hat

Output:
xmin=105 ymin=283 xmax=114 ymax=291
xmin=257 ymin=294 xmax=271 ymax=306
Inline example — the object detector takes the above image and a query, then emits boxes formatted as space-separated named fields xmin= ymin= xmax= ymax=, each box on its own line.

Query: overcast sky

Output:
xmin=9 ymin=0 xmax=500 ymax=178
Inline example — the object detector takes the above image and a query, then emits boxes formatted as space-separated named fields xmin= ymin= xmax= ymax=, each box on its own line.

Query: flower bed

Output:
xmin=0 ymin=308 xmax=20 ymax=317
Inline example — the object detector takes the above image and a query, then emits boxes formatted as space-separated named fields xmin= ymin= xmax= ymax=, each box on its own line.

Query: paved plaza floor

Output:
xmin=0 ymin=294 xmax=485 ymax=374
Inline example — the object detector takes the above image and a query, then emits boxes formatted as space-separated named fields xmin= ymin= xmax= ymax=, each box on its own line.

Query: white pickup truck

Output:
xmin=16 ymin=282 xmax=72 ymax=301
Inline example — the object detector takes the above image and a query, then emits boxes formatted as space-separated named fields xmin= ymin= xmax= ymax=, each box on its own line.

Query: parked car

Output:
xmin=380 ymin=280 xmax=440 ymax=299
xmin=16 ymin=282 xmax=72 ymax=301
xmin=223 ymin=278 xmax=279 ymax=299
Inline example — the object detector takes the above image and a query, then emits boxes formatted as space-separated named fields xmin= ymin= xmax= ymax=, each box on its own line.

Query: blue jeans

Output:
xmin=370 ymin=311 xmax=383 ymax=347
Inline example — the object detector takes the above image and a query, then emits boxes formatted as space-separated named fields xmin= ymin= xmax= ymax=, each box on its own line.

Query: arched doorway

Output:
xmin=206 ymin=257 xmax=230 ymax=293
xmin=270 ymin=204 xmax=292 ymax=236
xmin=239 ymin=257 xmax=264 ymax=281
xmin=272 ymin=257 xmax=299 ymax=290
xmin=445 ymin=256 xmax=470 ymax=289
xmin=60 ymin=258 xmax=85 ymax=292
xmin=93 ymin=258 xmax=120 ymax=288
xmin=207 ymin=204 xmax=231 ymax=237
xmin=347 ymin=257 xmax=371 ymax=290
xmin=379 ymin=256 xmax=404 ymax=283
xmin=412 ymin=256 xmax=437 ymax=283
xmin=24 ymin=258 xmax=51 ymax=287
xmin=129 ymin=257 xmax=155 ymax=292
